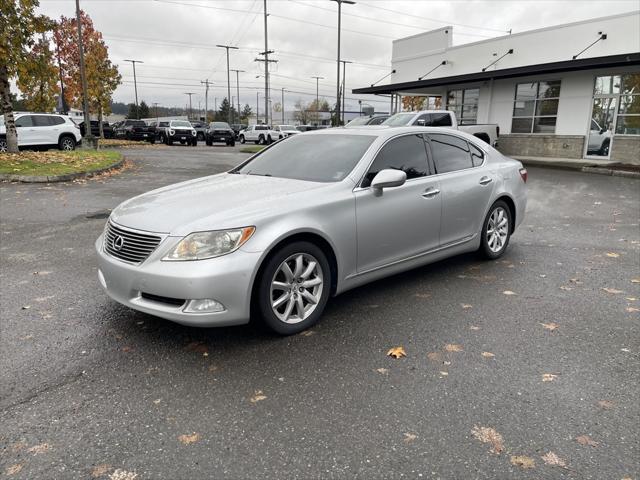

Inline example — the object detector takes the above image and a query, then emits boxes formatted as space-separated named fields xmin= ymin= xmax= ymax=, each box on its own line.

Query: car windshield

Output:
xmin=233 ymin=134 xmax=376 ymax=183
xmin=211 ymin=122 xmax=230 ymax=129
xmin=346 ymin=117 xmax=371 ymax=126
xmin=172 ymin=121 xmax=192 ymax=128
xmin=279 ymin=125 xmax=296 ymax=130
xmin=382 ymin=113 xmax=416 ymax=126
xmin=129 ymin=120 xmax=146 ymax=126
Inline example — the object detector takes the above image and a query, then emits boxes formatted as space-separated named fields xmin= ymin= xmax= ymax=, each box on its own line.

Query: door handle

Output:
xmin=422 ymin=188 xmax=440 ymax=198
xmin=479 ymin=176 xmax=493 ymax=185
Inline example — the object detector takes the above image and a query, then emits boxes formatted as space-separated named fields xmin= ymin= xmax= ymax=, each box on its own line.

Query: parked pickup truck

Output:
xmin=382 ymin=110 xmax=499 ymax=146
xmin=157 ymin=120 xmax=198 ymax=146
xmin=205 ymin=122 xmax=235 ymax=146
xmin=238 ymin=124 xmax=281 ymax=145
xmin=114 ymin=119 xmax=156 ymax=142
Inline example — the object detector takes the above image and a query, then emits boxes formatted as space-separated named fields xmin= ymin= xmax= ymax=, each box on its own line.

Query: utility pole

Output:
xmin=75 ymin=0 xmax=94 ymax=144
xmin=152 ymin=102 xmax=159 ymax=122
xmin=254 ymin=54 xmax=277 ymax=126
xmin=123 ymin=59 xmax=143 ymax=119
xmin=331 ymin=0 xmax=355 ymax=126
xmin=230 ymin=70 xmax=244 ymax=125
xmin=340 ymin=60 xmax=352 ymax=125
xmin=311 ymin=76 xmax=323 ymax=124
xmin=256 ymin=92 xmax=260 ymax=124
xmin=281 ymin=87 xmax=285 ymax=124
xmin=201 ymin=79 xmax=212 ymax=122
xmin=263 ymin=0 xmax=269 ymax=125
xmin=184 ymin=92 xmax=194 ymax=118
xmin=216 ymin=45 xmax=238 ymax=124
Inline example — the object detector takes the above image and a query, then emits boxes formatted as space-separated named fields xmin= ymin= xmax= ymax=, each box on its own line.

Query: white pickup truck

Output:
xmin=238 ymin=125 xmax=280 ymax=145
xmin=382 ymin=110 xmax=499 ymax=146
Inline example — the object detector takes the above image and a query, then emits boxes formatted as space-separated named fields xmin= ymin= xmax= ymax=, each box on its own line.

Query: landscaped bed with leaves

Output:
xmin=99 ymin=139 xmax=165 ymax=149
xmin=239 ymin=145 xmax=266 ymax=154
xmin=0 ymin=150 xmax=123 ymax=177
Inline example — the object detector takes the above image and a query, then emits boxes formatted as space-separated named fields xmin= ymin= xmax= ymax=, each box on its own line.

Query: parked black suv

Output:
xmin=230 ymin=124 xmax=247 ymax=139
xmin=79 ymin=120 xmax=114 ymax=138
xmin=205 ymin=122 xmax=235 ymax=146
xmin=115 ymin=120 xmax=156 ymax=142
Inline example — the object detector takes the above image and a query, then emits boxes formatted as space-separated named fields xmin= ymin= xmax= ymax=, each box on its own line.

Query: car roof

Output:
xmin=301 ymin=125 xmax=481 ymax=142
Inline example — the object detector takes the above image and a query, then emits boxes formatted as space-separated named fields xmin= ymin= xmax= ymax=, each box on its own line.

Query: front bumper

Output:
xmin=168 ymin=132 xmax=196 ymax=142
xmin=95 ymin=235 xmax=261 ymax=327
xmin=208 ymin=132 xmax=234 ymax=143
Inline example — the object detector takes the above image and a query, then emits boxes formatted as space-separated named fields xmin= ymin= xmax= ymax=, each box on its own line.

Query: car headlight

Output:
xmin=163 ymin=227 xmax=255 ymax=261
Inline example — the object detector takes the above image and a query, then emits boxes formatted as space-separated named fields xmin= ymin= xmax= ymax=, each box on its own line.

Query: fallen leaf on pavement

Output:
xmin=178 ymin=433 xmax=200 ymax=445
xmin=511 ymin=455 xmax=535 ymax=469
xmin=414 ymin=293 xmax=431 ymax=299
xmin=444 ymin=344 xmax=463 ymax=352
xmin=602 ymin=287 xmax=624 ymax=294
xmin=91 ymin=464 xmax=111 ymax=478
xmin=387 ymin=346 xmax=406 ymax=358
xmin=626 ymin=297 xmax=637 ymax=301
xmin=5 ymin=464 xmax=23 ymax=475
xmin=541 ymin=322 xmax=560 ymax=331
xmin=461 ymin=303 xmax=473 ymax=309
xmin=626 ymin=307 xmax=640 ymax=313
xmin=376 ymin=368 xmax=389 ymax=374
xmin=21 ymin=305 xmax=31 ymax=310
xmin=404 ymin=433 xmax=417 ymax=443
xmin=606 ymin=252 xmax=620 ymax=258
xmin=559 ymin=286 xmax=572 ymax=291
xmin=576 ymin=435 xmax=598 ymax=447
xmin=121 ymin=346 xmax=134 ymax=353
xmin=250 ymin=390 xmax=267 ymax=403
xmin=439 ymin=371 xmax=449 ymax=376
xmin=185 ymin=341 xmax=208 ymax=354
xmin=597 ymin=400 xmax=614 ymax=410
xmin=27 ymin=443 xmax=50 ymax=455
xmin=542 ymin=373 xmax=558 ymax=382
xmin=541 ymin=451 xmax=567 ymax=468
xmin=471 ymin=425 xmax=504 ymax=454
xmin=299 ymin=330 xmax=315 ymax=337
xmin=481 ymin=352 xmax=495 ymax=358
xmin=469 ymin=325 xmax=481 ymax=330
xmin=630 ymin=278 xmax=640 ymax=284
xmin=427 ymin=351 xmax=442 ymax=362
xmin=153 ymin=399 xmax=161 ymax=405
xmin=109 ymin=469 xmax=138 ymax=480
xmin=502 ymin=290 xmax=517 ymax=296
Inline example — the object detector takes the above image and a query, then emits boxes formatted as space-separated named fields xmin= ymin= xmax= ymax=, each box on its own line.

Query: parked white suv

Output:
xmin=0 ymin=113 xmax=82 ymax=152
xmin=272 ymin=125 xmax=299 ymax=139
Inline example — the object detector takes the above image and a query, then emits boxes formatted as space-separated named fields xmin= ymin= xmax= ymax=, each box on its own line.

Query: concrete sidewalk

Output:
xmin=513 ymin=156 xmax=640 ymax=178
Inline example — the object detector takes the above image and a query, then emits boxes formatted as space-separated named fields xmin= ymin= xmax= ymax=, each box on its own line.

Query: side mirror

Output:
xmin=599 ymin=128 xmax=606 ymax=134
xmin=371 ymin=169 xmax=407 ymax=195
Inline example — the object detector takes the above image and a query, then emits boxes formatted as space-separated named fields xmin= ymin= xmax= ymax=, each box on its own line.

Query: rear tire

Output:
xmin=0 ymin=137 xmax=7 ymax=152
xmin=479 ymin=200 xmax=512 ymax=259
xmin=239 ymin=135 xmax=245 ymax=144
xmin=229 ymin=140 xmax=235 ymax=147
xmin=206 ymin=137 xmax=212 ymax=146
xmin=58 ymin=135 xmax=76 ymax=151
xmin=258 ymin=135 xmax=265 ymax=145
xmin=197 ymin=132 xmax=204 ymax=141
xmin=257 ymin=241 xmax=331 ymax=335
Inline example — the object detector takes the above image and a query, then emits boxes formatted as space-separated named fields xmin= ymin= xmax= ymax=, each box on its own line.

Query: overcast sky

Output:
xmin=35 ymin=0 xmax=640 ymax=114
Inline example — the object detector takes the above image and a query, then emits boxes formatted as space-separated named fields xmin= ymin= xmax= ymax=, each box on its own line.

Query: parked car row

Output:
xmin=0 ymin=112 xmax=82 ymax=152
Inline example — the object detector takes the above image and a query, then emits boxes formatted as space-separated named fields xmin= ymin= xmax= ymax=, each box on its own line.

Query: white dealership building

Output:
xmin=354 ymin=12 xmax=640 ymax=163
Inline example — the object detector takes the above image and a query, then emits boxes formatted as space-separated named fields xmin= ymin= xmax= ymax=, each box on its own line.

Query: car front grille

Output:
xmin=104 ymin=222 xmax=162 ymax=264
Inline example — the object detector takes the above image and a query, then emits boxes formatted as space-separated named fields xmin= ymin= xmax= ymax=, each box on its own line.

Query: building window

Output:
xmin=512 ymin=80 xmax=561 ymax=133
xmin=446 ymin=88 xmax=479 ymax=125
xmin=616 ymin=73 xmax=640 ymax=135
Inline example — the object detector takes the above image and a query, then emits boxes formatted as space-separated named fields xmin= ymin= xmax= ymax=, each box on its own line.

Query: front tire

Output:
xmin=479 ymin=200 xmax=512 ymax=259
xmin=257 ymin=242 xmax=331 ymax=335
xmin=0 ymin=137 xmax=8 ymax=152
xmin=258 ymin=135 xmax=265 ymax=145
xmin=239 ymin=135 xmax=245 ymax=144
xmin=206 ymin=137 xmax=212 ymax=146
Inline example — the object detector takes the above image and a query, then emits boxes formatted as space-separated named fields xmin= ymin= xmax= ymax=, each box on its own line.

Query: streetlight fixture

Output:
xmin=340 ymin=60 xmax=352 ymax=125
xmin=216 ymin=44 xmax=239 ymax=124
xmin=330 ymin=0 xmax=355 ymax=126
xmin=123 ymin=59 xmax=144 ymax=119
xmin=184 ymin=92 xmax=194 ymax=118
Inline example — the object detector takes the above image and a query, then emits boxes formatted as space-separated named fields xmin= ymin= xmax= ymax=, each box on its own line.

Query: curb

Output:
xmin=0 ymin=158 xmax=125 ymax=183
xmin=519 ymin=159 xmax=639 ymax=179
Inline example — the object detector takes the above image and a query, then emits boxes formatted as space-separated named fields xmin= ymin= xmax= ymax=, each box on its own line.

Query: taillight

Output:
xmin=519 ymin=168 xmax=528 ymax=183
xmin=496 ymin=125 xmax=500 ymax=138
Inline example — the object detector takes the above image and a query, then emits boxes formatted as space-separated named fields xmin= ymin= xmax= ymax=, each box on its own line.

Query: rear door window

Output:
xmin=33 ymin=116 xmax=53 ymax=127
xmin=362 ymin=134 xmax=430 ymax=188
xmin=50 ymin=116 xmax=65 ymax=125
xmin=427 ymin=134 xmax=473 ymax=174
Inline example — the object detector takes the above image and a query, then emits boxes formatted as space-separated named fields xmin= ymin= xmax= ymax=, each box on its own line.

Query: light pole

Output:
xmin=152 ymin=102 xmax=159 ymax=122
xmin=311 ymin=75 xmax=323 ymax=124
xmin=184 ymin=92 xmax=194 ymax=118
xmin=123 ymin=59 xmax=143 ymax=119
xmin=216 ymin=44 xmax=239 ymax=124
xmin=75 ymin=0 xmax=94 ymax=145
xmin=256 ymin=92 xmax=261 ymax=124
xmin=231 ymin=69 xmax=244 ymax=124
xmin=201 ymin=79 xmax=212 ymax=122
xmin=281 ymin=87 xmax=285 ymax=124
xmin=331 ymin=0 xmax=355 ymax=126
xmin=340 ymin=59 xmax=352 ymax=124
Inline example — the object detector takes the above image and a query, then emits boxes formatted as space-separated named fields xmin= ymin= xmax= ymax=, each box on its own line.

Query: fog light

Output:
xmin=184 ymin=299 xmax=225 ymax=313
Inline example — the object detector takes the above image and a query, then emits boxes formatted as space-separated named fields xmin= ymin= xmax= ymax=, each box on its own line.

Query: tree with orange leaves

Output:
xmin=17 ymin=35 xmax=59 ymax=113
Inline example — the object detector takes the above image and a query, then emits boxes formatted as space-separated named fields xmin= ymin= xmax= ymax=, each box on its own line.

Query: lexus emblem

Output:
xmin=112 ymin=235 xmax=125 ymax=251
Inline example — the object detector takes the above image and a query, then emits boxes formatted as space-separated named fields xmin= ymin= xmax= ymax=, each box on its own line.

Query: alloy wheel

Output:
xmin=0 ymin=139 xmax=7 ymax=152
xmin=270 ymin=253 xmax=324 ymax=324
xmin=61 ymin=138 xmax=75 ymax=150
xmin=486 ymin=206 xmax=509 ymax=253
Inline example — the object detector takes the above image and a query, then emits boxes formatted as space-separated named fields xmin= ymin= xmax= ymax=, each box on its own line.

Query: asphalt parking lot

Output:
xmin=1 ymin=144 xmax=638 ymax=479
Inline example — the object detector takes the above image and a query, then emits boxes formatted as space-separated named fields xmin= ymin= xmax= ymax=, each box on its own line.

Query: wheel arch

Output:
xmin=58 ymin=132 xmax=77 ymax=145
xmin=493 ymin=194 xmax=516 ymax=233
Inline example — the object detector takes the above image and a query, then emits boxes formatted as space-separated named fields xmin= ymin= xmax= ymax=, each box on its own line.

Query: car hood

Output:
xmin=110 ymin=173 xmax=328 ymax=236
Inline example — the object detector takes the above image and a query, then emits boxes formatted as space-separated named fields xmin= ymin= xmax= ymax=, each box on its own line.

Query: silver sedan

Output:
xmin=96 ymin=126 xmax=527 ymax=334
